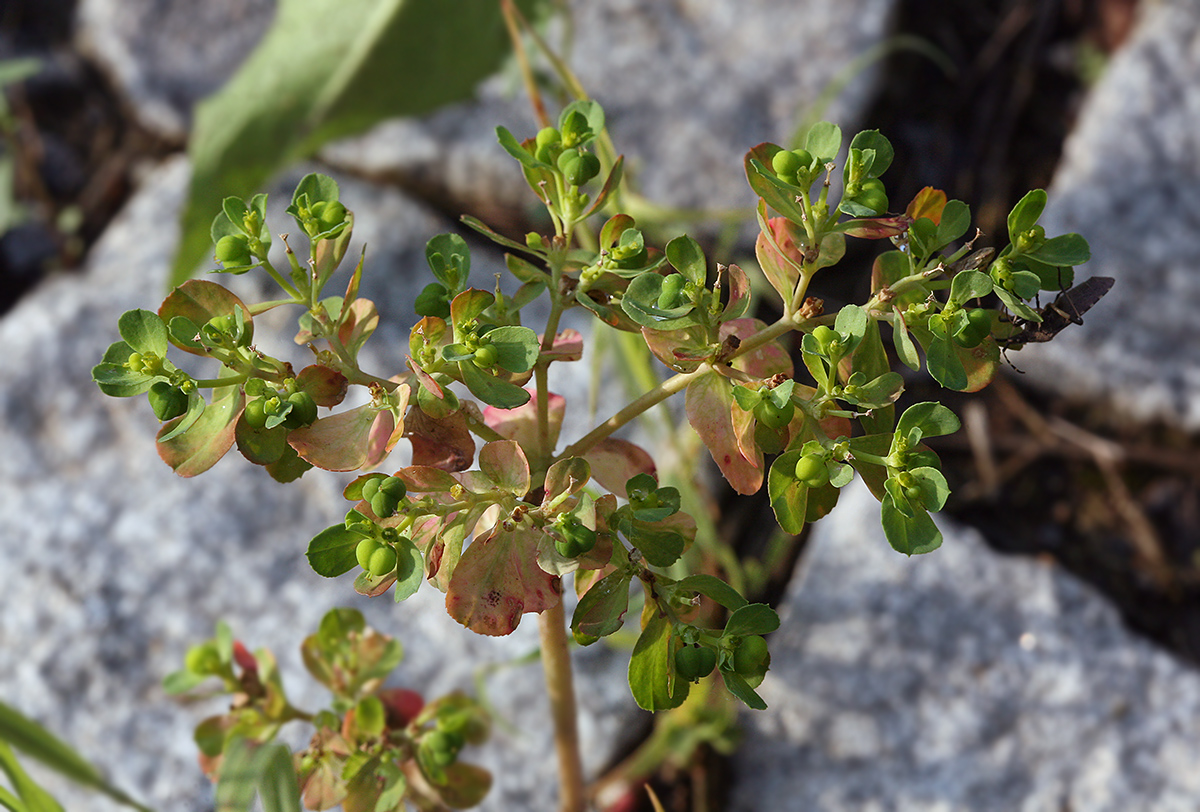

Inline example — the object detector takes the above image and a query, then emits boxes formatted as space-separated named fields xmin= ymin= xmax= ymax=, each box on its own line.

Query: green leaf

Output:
xmin=804 ymin=121 xmax=843 ymax=161
xmin=482 ymin=325 xmax=539 ymax=374
xmin=926 ymin=335 xmax=968 ymax=391
xmin=620 ymin=514 xmax=689 ymax=568
xmin=306 ymin=524 xmax=362 ymax=577
xmin=156 ymin=388 xmax=206 ymax=443
xmin=628 ymin=611 xmax=689 ymax=711
xmin=425 ymin=232 xmax=471 ymax=292
xmin=216 ymin=738 xmax=301 ymax=812
xmin=117 ymin=310 xmax=169 ymax=356
xmin=571 ymin=570 xmax=633 ymax=643
xmin=0 ymin=705 xmax=152 ymax=812
xmin=0 ymin=742 xmax=61 ymax=812
xmin=459 ymin=359 xmax=531 ymax=409
xmin=158 ymin=280 xmax=251 ymax=357
xmin=620 ymin=273 xmax=697 ymax=330
xmin=1007 ymin=189 xmax=1047 ymax=243
xmin=171 ymin=0 xmax=549 ymax=286
xmin=935 ymin=199 xmax=971 ymax=247
xmin=665 ymin=235 xmax=707 ymax=286
xmin=1029 ymin=233 xmax=1090 ymax=266
xmin=92 ymin=342 xmax=155 ymax=398
xmin=392 ymin=535 xmax=424 ymax=603
xmin=720 ymin=670 xmax=767 ymax=711
xmin=495 ymin=125 xmax=544 ymax=169
xmin=745 ymin=151 xmax=807 ymax=224
xmin=849 ymin=129 xmax=893 ymax=176
xmin=723 ymin=604 xmax=780 ymax=638
xmin=881 ymin=495 xmax=943 ymax=555
xmin=767 ymin=450 xmax=810 ymax=535
xmin=896 ymin=402 xmax=960 ymax=441
xmin=949 ymin=270 xmax=993 ymax=304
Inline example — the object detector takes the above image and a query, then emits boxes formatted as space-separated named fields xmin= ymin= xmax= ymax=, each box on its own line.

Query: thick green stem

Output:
xmin=538 ymin=599 xmax=586 ymax=812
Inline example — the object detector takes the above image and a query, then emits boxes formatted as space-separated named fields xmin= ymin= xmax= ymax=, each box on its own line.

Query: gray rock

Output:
xmin=75 ymin=0 xmax=276 ymax=142
xmin=324 ymin=0 xmax=896 ymax=225
xmin=75 ymin=0 xmax=895 ymax=222
xmin=1022 ymin=0 xmax=1200 ymax=429
xmin=730 ymin=479 xmax=1200 ymax=812
xmin=0 ymin=156 xmax=639 ymax=812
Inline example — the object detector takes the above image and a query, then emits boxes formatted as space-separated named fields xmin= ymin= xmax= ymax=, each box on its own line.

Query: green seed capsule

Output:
xmin=657 ymin=274 xmax=687 ymax=309
xmin=674 ymin=644 xmax=717 ymax=682
xmin=356 ymin=538 xmax=383 ymax=570
xmin=283 ymin=391 xmax=318 ymax=429
xmin=370 ymin=491 xmax=399 ymax=520
xmin=771 ymin=148 xmax=802 ymax=178
xmin=472 ymin=345 xmax=498 ymax=369
xmin=733 ymin=635 xmax=770 ymax=677
xmin=361 ymin=476 xmax=382 ymax=503
xmin=367 ymin=545 xmax=398 ymax=577
xmin=953 ymin=308 xmax=993 ymax=348
xmin=377 ymin=476 xmax=406 ymax=501
xmin=755 ymin=398 xmax=794 ymax=430
xmin=214 ymin=234 xmax=252 ymax=266
xmin=535 ymin=126 xmax=561 ymax=150
xmin=148 ymin=381 xmax=189 ymax=421
xmin=794 ymin=455 xmax=829 ymax=488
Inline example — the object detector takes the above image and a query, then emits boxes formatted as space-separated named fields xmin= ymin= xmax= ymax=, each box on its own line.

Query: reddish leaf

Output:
xmin=404 ymin=407 xmax=475 ymax=471
xmin=754 ymin=208 xmax=801 ymax=303
xmin=333 ymin=297 xmax=379 ymax=358
xmin=730 ymin=397 xmax=762 ymax=472
xmin=542 ymin=457 xmax=591 ymax=506
xmin=686 ymin=373 xmax=762 ymax=495
xmin=483 ymin=391 xmax=564 ymax=452
xmin=542 ymin=329 xmax=583 ymax=362
xmin=583 ymin=438 xmax=656 ymax=494
xmin=297 ymin=364 xmax=348 ymax=407
xmin=288 ymin=403 xmax=385 ymax=471
xmin=446 ymin=526 xmax=561 ymax=636
xmin=906 ymin=186 xmax=947 ymax=223
xmin=723 ymin=318 xmax=793 ymax=379
xmin=838 ymin=214 xmax=912 ymax=239
xmin=642 ymin=326 xmax=710 ymax=372
xmin=397 ymin=465 xmax=460 ymax=493
xmin=156 ymin=385 xmax=243 ymax=476
xmin=159 ymin=280 xmax=250 ymax=357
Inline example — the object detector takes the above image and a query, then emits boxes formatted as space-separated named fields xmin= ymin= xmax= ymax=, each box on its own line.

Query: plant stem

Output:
xmin=538 ymin=598 xmax=586 ymax=812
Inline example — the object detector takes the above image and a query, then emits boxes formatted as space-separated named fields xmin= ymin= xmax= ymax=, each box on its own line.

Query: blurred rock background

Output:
xmin=3 ymin=0 xmax=1200 ymax=810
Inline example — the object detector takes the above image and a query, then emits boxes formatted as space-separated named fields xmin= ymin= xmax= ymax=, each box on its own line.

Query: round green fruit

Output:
xmin=367 ymin=545 xmax=398 ymax=577
xmin=793 ymin=455 xmax=829 ymax=488
xmin=356 ymin=538 xmax=383 ymax=571
xmin=283 ymin=392 xmax=317 ymax=429
xmin=953 ymin=308 xmax=992 ymax=348
xmin=732 ymin=635 xmax=770 ymax=677
xmin=360 ymin=476 xmax=382 ymax=503
xmin=148 ymin=381 xmax=188 ymax=421
xmin=214 ymin=234 xmax=252 ymax=266
xmin=675 ymin=644 xmax=717 ymax=682
xmin=755 ymin=398 xmax=794 ymax=430
xmin=771 ymin=148 xmax=802 ymax=178
xmin=656 ymin=273 xmax=687 ymax=309
xmin=472 ymin=344 xmax=498 ymax=369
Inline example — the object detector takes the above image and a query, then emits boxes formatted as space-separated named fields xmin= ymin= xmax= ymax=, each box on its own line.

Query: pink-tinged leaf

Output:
xmin=478 ymin=440 xmax=530 ymax=497
xmin=353 ymin=569 xmax=397 ymax=598
xmin=642 ymin=326 xmax=709 ymax=372
xmin=334 ymin=297 xmax=378 ymax=357
xmin=730 ymin=398 xmax=763 ymax=471
xmin=542 ymin=457 xmax=591 ymax=506
xmin=722 ymin=319 xmax=793 ymax=379
xmin=542 ymin=329 xmax=583 ymax=362
xmin=720 ymin=262 xmax=751 ymax=322
xmin=906 ymin=186 xmax=948 ymax=223
xmin=159 ymin=280 xmax=249 ymax=357
xmin=408 ymin=316 xmax=448 ymax=358
xmin=838 ymin=214 xmax=912 ymax=239
xmin=157 ymin=384 xmax=243 ymax=476
xmin=364 ymin=409 xmax=400 ymax=470
xmin=686 ymin=373 xmax=763 ymax=495
xmin=397 ymin=465 xmax=459 ymax=493
xmin=446 ymin=526 xmax=561 ymax=636
xmin=404 ymin=407 xmax=474 ymax=471
xmin=584 ymin=438 xmax=656 ymax=494
xmin=288 ymin=403 xmax=381 ymax=471
xmin=484 ymin=391 xmax=564 ymax=452
xmin=450 ymin=288 xmax=494 ymax=330
xmin=297 ymin=364 xmax=347 ymax=407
